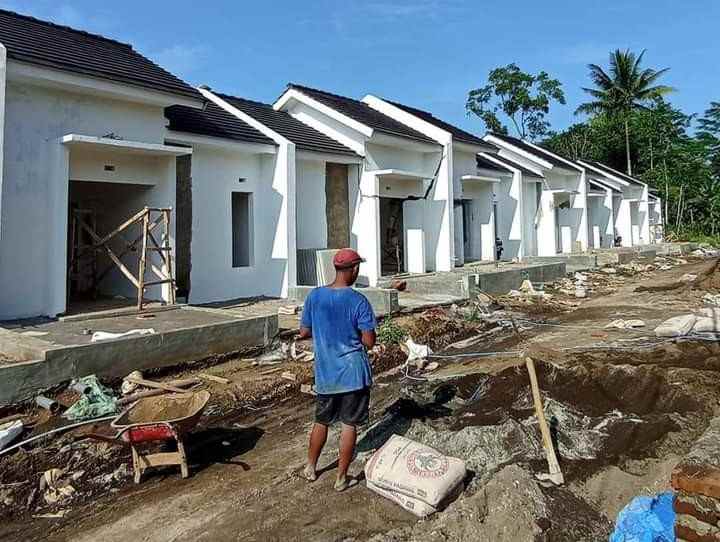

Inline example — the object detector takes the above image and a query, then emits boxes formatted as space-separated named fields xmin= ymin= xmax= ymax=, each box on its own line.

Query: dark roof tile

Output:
xmin=479 ymin=146 xmax=544 ymax=179
xmin=489 ymin=132 xmax=581 ymax=172
xmin=0 ymin=9 xmax=198 ymax=99
xmin=165 ymin=103 xmax=276 ymax=146
xmin=286 ymin=84 xmax=439 ymax=145
xmin=217 ymin=93 xmax=358 ymax=156
xmin=586 ymin=161 xmax=645 ymax=186
xmin=385 ymin=99 xmax=488 ymax=146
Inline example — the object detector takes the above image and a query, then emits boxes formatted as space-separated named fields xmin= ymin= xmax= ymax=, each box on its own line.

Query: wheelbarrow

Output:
xmin=110 ymin=390 xmax=210 ymax=483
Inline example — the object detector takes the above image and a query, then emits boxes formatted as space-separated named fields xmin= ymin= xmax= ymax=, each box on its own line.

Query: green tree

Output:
xmin=466 ymin=64 xmax=565 ymax=141
xmin=576 ymin=49 xmax=674 ymax=175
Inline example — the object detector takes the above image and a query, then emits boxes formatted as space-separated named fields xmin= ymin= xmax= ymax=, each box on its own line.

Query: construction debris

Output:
xmin=277 ymin=305 xmax=299 ymax=315
xmin=39 ymin=469 xmax=76 ymax=505
xmin=0 ymin=421 xmax=23 ymax=452
xmin=605 ymin=319 xmax=646 ymax=329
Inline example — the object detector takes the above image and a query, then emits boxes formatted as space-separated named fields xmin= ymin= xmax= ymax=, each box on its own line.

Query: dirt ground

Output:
xmin=1 ymin=256 xmax=720 ymax=541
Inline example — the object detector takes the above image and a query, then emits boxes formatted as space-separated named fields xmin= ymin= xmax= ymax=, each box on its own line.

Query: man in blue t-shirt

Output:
xmin=298 ymin=248 xmax=377 ymax=491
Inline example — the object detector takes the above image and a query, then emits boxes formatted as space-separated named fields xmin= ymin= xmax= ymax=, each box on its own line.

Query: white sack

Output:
xmin=364 ymin=434 xmax=466 ymax=508
xmin=366 ymin=480 xmax=437 ymax=518
xmin=654 ymin=315 xmax=697 ymax=337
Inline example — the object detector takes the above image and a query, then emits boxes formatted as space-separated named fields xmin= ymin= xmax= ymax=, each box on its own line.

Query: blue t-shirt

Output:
xmin=300 ymin=287 xmax=376 ymax=395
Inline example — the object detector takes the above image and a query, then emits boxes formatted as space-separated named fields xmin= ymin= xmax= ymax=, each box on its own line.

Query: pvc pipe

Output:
xmin=35 ymin=395 xmax=59 ymax=414
xmin=0 ymin=415 xmax=116 ymax=457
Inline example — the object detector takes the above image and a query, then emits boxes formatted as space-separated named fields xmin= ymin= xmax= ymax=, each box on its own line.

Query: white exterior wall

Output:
xmin=454 ymin=150 xmax=495 ymax=262
xmin=494 ymin=171 xmax=523 ymax=259
xmin=186 ymin=145 xmax=291 ymax=303
xmin=587 ymin=187 xmax=615 ymax=248
xmin=296 ymin=159 xmax=327 ymax=249
xmin=537 ymin=189 xmax=557 ymax=256
xmin=0 ymin=45 xmax=7 ymax=235
xmin=639 ymin=185 xmax=650 ymax=245
xmin=0 ymin=82 xmax=173 ymax=319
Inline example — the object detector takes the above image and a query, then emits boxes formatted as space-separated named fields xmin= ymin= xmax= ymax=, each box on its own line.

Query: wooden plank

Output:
xmin=164 ymin=209 xmax=177 ymax=305
xmin=137 ymin=451 xmax=182 ymax=468
xmin=198 ymin=373 xmax=231 ymax=385
xmin=94 ymin=216 xmax=163 ymax=284
xmin=525 ymin=356 xmax=564 ymax=485
xmin=124 ymin=376 xmax=185 ymax=393
xmin=138 ymin=211 xmax=149 ymax=310
xmin=78 ymin=219 xmax=140 ymax=288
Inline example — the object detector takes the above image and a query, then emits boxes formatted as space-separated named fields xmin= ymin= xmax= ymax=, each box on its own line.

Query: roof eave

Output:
xmin=7 ymin=59 xmax=203 ymax=108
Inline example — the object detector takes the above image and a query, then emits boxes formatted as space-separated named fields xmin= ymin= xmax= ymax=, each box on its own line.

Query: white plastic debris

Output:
xmin=121 ymin=370 xmax=144 ymax=395
xmin=91 ymin=329 xmax=156 ymax=342
xmin=0 ymin=420 xmax=23 ymax=452
xmin=403 ymin=338 xmax=433 ymax=368
xmin=654 ymin=314 xmax=697 ymax=337
xmin=602 ymin=267 xmax=617 ymax=275
xmin=679 ymin=273 xmax=697 ymax=283
xmin=703 ymin=293 xmax=720 ymax=307
xmin=605 ymin=319 xmax=646 ymax=330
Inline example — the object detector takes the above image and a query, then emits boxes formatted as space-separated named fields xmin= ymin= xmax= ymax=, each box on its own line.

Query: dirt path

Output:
xmin=2 ymin=258 xmax=720 ymax=542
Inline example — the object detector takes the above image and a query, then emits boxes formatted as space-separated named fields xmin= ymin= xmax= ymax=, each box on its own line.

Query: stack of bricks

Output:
xmin=671 ymin=418 xmax=720 ymax=542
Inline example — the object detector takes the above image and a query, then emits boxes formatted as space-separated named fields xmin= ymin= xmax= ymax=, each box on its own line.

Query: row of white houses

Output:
xmin=0 ymin=9 xmax=664 ymax=320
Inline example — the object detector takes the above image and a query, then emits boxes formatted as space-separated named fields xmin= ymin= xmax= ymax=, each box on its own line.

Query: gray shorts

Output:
xmin=315 ymin=387 xmax=370 ymax=427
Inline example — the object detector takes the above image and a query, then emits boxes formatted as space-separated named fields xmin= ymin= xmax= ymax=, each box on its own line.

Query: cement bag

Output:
xmin=366 ymin=480 xmax=437 ymax=518
xmin=364 ymin=434 xmax=466 ymax=508
xmin=654 ymin=314 xmax=696 ymax=337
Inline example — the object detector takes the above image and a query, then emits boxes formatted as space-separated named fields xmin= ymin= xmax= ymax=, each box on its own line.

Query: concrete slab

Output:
xmin=526 ymin=254 xmax=598 ymax=274
xmin=288 ymin=286 xmax=400 ymax=316
xmin=592 ymin=246 xmax=657 ymax=266
xmin=0 ymin=306 xmax=277 ymax=405
xmin=379 ymin=261 xmax=567 ymax=299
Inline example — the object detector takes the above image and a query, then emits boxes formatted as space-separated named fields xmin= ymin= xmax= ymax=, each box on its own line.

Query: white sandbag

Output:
xmin=654 ymin=314 xmax=697 ymax=337
xmin=693 ymin=314 xmax=720 ymax=333
xmin=366 ymin=480 xmax=437 ymax=518
xmin=364 ymin=434 xmax=466 ymax=508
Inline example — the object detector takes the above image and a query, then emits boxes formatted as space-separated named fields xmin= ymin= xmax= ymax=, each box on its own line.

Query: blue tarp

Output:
xmin=610 ymin=492 xmax=675 ymax=542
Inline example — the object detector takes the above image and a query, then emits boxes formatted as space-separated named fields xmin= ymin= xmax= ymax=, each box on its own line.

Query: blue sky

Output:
xmin=4 ymin=1 xmax=719 ymax=135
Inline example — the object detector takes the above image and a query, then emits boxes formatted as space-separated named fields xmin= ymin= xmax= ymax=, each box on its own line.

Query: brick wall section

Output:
xmin=672 ymin=418 xmax=720 ymax=542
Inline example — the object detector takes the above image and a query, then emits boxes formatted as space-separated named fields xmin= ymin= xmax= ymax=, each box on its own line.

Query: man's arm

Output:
xmin=299 ymin=326 xmax=312 ymax=340
xmin=361 ymin=329 xmax=376 ymax=350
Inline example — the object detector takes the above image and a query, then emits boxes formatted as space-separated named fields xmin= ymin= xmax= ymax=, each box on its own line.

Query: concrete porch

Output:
xmin=0 ymin=305 xmax=277 ymax=405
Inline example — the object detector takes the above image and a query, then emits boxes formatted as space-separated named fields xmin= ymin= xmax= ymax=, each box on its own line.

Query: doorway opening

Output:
xmin=380 ymin=197 xmax=405 ymax=276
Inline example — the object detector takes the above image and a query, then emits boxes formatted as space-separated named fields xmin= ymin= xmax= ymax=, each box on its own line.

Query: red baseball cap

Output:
xmin=333 ymin=248 xmax=365 ymax=269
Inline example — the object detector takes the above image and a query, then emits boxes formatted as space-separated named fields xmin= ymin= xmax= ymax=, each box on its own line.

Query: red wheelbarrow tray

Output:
xmin=111 ymin=390 xmax=211 ymax=443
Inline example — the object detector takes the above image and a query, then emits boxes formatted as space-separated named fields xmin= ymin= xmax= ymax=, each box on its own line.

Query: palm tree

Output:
xmin=576 ymin=49 xmax=674 ymax=175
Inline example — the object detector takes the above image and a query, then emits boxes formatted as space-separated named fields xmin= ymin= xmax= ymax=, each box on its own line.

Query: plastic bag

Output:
xmin=609 ymin=492 xmax=675 ymax=542
xmin=63 ymin=375 xmax=118 ymax=421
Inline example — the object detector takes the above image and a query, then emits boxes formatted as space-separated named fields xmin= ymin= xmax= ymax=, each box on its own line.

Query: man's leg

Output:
xmin=335 ymin=423 xmax=357 ymax=490
xmin=305 ymin=422 xmax=328 ymax=481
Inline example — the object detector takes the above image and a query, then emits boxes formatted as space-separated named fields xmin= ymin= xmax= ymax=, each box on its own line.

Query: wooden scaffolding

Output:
xmin=68 ymin=207 xmax=177 ymax=311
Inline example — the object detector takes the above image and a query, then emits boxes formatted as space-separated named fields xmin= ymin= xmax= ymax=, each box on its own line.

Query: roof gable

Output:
xmin=0 ymin=9 xmax=198 ymax=99
xmin=218 ymin=93 xmax=358 ymax=156
xmin=286 ymin=84 xmax=438 ymax=145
